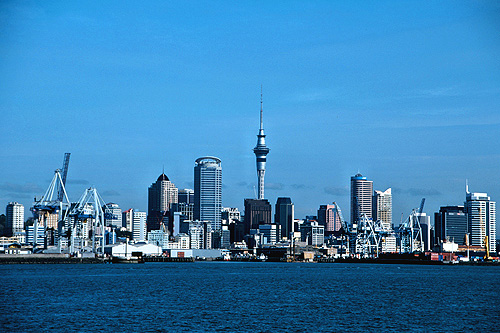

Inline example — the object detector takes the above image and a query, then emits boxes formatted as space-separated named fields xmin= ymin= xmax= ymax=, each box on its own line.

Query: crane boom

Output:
xmin=418 ymin=198 xmax=425 ymax=215
xmin=57 ymin=153 xmax=71 ymax=202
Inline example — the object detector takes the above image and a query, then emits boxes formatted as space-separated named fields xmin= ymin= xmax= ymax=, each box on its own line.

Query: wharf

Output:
xmin=143 ymin=256 xmax=195 ymax=262
xmin=0 ymin=254 xmax=104 ymax=264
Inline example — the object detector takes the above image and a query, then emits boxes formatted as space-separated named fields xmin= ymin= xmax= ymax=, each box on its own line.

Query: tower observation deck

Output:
xmin=253 ymin=90 xmax=270 ymax=200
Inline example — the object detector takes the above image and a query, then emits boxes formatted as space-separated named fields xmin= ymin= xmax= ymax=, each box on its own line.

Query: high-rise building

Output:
xmin=194 ymin=157 xmax=222 ymax=231
xmin=132 ymin=210 xmax=147 ymax=241
xmin=434 ymin=206 xmax=467 ymax=245
xmin=104 ymin=203 xmax=122 ymax=229
xmin=147 ymin=173 xmax=178 ymax=231
xmin=244 ymin=199 xmax=272 ymax=234
xmin=350 ymin=173 xmax=373 ymax=223
xmin=253 ymin=91 xmax=270 ymax=200
xmin=178 ymin=189 xmax=194 ymax=204
xmin=373 ymin=188 xmax=392 ymax=230
xmin=416 ymin=213 xmax=431 ymax=252
xmin=317 ymin=203 xmax=342 ymax=234
xmin=465 ymin=189 xmax=496 ymax=253
xmin=6 ymin=202 xmax=24 ymax=237
xmin=275 ymin=197 xmax=294 ymax=240
xmin=122 ymin=209 xmax=133 ymax=232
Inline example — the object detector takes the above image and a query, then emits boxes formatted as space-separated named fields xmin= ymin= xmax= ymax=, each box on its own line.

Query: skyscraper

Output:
xmin=350 ymin=173 xmax=373 ymax=223
xmin=465 ymin=188 xmax=496 ymax=253
xmin=275 ymin=197 xmax=294 ymax=240
xmin=147 ymin=173 xmax=178 ymax=231
xmin=253 ymin=91 xmax=270 ymax=200
xmin=317 ymin=203 xmax=342 ymax=234
xmin=194 ymin=157 xmax=222 ymax=231
xmin=6 ymin=202 xmax=24 ymax=237
xmin=373 ymin=188 xmax=392 ymax=230
xmin=434 ymin=206 xmax=467 ymax=245
xmin=244 ymin=199 xmax=272 ymax=234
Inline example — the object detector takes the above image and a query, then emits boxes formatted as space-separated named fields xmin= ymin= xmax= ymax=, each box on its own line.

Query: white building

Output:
xmin=104 ymin=203 xmax=122 ymax=228
xmin=6 ymin=202 xmax=24 ymax=236
xmin=104 ymin=242 xmax=162 ymax=257
xmin=373 ymin=188 xmax=392 ymax=230
xmin=132 ymin=211 xmax=147 ymax=241
xmin=465 ymin=190 xmax=496 ymax=253
xmin=147 ymin=229 xmax=169 ymax=248
xmin=26 ymin=225 xmax=45 ymax=245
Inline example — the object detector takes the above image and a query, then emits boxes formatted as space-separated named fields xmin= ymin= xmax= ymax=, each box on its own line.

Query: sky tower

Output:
xmin=253 ymin=89 xmax=270 ymax=200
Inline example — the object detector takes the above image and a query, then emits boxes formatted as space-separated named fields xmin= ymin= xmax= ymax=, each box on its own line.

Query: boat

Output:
xmin=111 ymin=256 xmax=144 ymax=264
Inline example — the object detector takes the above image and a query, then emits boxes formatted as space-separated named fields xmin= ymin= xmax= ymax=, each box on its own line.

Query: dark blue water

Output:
xmin=1 ymin=262 xmax=499 ymax=332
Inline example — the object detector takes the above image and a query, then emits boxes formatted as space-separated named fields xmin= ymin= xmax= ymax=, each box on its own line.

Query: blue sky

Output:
xmin=1 ymin=1 xmax=499 ymax=231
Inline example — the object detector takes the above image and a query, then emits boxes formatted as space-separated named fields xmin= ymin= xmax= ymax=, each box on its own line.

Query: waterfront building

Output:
xmin=317 ymin=203 xmax=342 ymax=234
xmin=104 ymin=203 xmax=122 ymax=228
xmin=132 ymin=210 xmax=147 ymax=241
xmin=434 ymin=206 xmax=467 ymax=245
xmin=6 ymin=202 xmax=24 ymax=237
xmin=122 ymin=209 xmax=133 ymax=232
xmin=244 ymin=199 xmax=272 ymax=234
xmin=258 ymin=224 xmax=279 ymax=244
xmin=188 ymin=221 xmax=212 ymax=249
xmin=465 ymin=189 xmax=496 ymax=253
xmin=350 ymin=173 xmax=373 ymax=223
xmin=178 ymin=189 xmax=194 ymax=204
xmin=275 ymin=197 xmax=294 ymax=240
xmin=253 ymin=90 xmax=270 ymax=200
xmin=300 ymin=220 xmax=325 ymax=246
xmin=373 ymin=188 xmax=392 ymax=230
xmin=26 ymin=225 xmax=45 ymax=246
xmin=147 ymin=229 xmax=170 ymax=249
xmin=416 ymin=213 xmax=431 ymax=252
xmin=147 ymin=173 xmax=178 ymax=231
xmin=194 ymin=157 xmax=222 ymax=231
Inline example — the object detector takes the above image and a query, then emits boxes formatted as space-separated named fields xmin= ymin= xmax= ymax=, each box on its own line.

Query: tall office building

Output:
xmin=147 ymin=173 xmax=178 ymax=231
xmin=317 ymin=203 xmax=342 ymax=234
xmin=373 ymin=188 xmax=392 ymax=230
xmin=178 ymin=189 xmax=194 ymax=204
xmin=253 ymin=91 xmax=270 ymax=200
xmin=132 ymin=210 xmax=147 ymax=241
xmin=275 ymin=197 xmax=294 ymax=240
xmin=350 ymin=173 xmax=373 ymax=223
xmin=194 ymin=157 xmax=222 ymax=231
xmin=244 ymin=199 xmax=272 ymax=234
xmin=6 ymin=202 xmax=24 ymax=237
xmin=104 ymin=202 xmax=122 ymax=228
xmin=434 ymin=206 xmax=467 ymax=245
xmin=465 ymin=188 xmax=496 ymax=253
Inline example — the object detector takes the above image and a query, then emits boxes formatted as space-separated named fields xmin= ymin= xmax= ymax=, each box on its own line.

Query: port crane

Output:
xmin=31 ymin=154 xmax=72 ymax=250
xmin=398 ymin=198 xmax=425 ymax=253
xmin=68 ymin=187 xmax=109 ymax=255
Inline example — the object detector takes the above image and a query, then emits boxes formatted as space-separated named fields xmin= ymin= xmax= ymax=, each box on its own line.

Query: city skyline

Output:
xmin=1 ymin=2 xmax=499 ymax=228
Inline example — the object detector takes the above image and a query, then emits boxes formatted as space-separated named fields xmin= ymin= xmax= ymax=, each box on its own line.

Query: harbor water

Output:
xmin=1 ymin=262 xmax=499 ymax=332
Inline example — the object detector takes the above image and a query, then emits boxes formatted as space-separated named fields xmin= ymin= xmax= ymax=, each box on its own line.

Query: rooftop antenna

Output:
xmin=466 ymin=179 xmax=469 ymax=194
xmin=260 ymin=84 xmax=263 ymax=130
xmin=162 ymin=165 xmax=165 ymax=175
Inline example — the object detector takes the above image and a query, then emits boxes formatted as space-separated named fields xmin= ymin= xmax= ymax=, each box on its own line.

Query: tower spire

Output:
xmin=253 ymin=86 xmax=270 ymax=200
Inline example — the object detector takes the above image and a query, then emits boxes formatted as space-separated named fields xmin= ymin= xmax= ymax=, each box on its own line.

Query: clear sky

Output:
xmin=1 ymin=1 xmax=499 ymax=232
